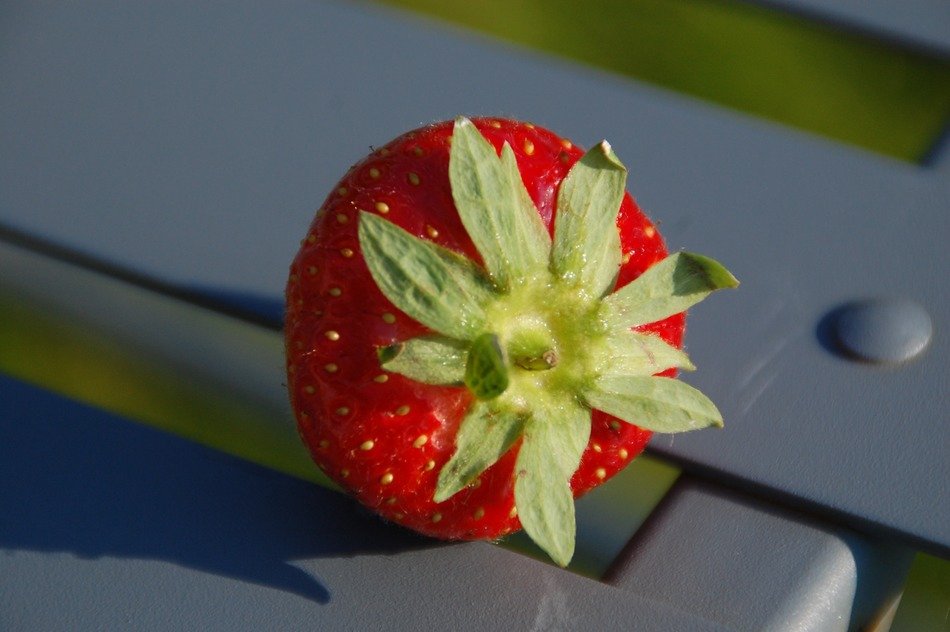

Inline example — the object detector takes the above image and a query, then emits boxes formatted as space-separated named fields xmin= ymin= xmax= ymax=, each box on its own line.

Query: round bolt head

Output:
xmin=833 ymin=298 xmax=932 ymax=364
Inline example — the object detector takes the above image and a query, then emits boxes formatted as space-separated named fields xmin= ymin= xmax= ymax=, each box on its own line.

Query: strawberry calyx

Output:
xmin=357 ymin=117 xmax=738 ymax=566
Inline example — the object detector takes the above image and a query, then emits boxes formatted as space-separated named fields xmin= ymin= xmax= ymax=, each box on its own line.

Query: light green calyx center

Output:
xmin=357 ymin=117 xmax=738 ymax=568
xmin=484 ymin=273 xmax=601 ymax=400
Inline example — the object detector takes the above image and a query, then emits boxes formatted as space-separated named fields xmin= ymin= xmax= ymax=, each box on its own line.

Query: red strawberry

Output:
xmin=285 ymin=117 xmax=737 ymax=566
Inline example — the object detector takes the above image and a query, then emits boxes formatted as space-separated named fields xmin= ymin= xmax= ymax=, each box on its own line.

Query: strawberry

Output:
xmin=285 ymin=117 xmax=737 ymax=566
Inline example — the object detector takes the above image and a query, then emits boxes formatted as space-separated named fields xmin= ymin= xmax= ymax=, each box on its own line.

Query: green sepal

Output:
xmin=358 ymin=211 xmax=495 ymax=340
xmin=353 ymin=119 xmax=736 ymax=569
xmin=464 ymin=333 xmax=509 ymax=400
xmin=594 ymin=329 xmax=695 ymax=378
xmin=514 ymin=396 xmax=591 ymax=567
xmin=434 ymin=402 xmax=525 ymax=503
xmin=551 ymin=140 xmax=625 ymax=297
xmin=584 ymin=375 xmax=724 ymax=433
xmin=602 ymin=251 xmax=739 ymax=329
xmin=449 ymin=117 xmax=551 ymax=290
xmin=379 ymin=335 xmax=467 ymax=385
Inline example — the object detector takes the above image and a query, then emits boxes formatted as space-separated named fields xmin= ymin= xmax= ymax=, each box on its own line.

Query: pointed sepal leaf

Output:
xmin=595 ymin=329 xmax=696 ymax=378
xmin=602 ymin=251 xmax=739 ymax=329
xmin=514 ymin=397 xmax=591 ymax=567
xmin=449 ymin=117 xmax=551 ymax=290
xmin=358 ymin=211 xmax=494 ymax=339
xmin=584 ymin=375 xmax=724 ymax=433
xmin=379 ymin=336 xmax=467 ymax=385
xmin=551 ymin=140 xmax=626 ymax=297
xmin=434 ymin=402 xmax=525 ymax=503
xmin=465 ymin=333 xmax=509 ymax=400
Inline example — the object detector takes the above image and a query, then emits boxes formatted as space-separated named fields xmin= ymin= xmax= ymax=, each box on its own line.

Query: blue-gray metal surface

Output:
xmin=1 ymin=0 xmax=946 ymax=553
xmin=609 ymin=478 xmax=915 ymax=631
xmin=1 ymin=2 xmax=947 ymax=627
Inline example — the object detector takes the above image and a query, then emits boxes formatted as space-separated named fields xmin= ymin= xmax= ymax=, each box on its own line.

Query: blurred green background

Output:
xmin=375 ymin=0 xmax=950 ymax=162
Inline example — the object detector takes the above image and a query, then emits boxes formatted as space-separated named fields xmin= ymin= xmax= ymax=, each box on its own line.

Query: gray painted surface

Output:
xmin=1 ymin=1 xmax=948 ymax=627
xmin=609 ymin=478 xmax=915 ymax=631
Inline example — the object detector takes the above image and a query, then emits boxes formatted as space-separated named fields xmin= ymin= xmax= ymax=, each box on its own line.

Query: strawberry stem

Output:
xmin=515 ymin=350 xmax=558 ymax=371
xmin=507 ymin=326 xmax=558 ymax=372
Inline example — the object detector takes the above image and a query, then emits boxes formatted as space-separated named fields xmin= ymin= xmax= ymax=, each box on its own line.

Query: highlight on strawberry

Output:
xmin=285 ymin=116 xmax=738 ymax=566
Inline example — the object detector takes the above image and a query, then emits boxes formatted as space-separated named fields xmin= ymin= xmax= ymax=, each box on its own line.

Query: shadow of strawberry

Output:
xmin=0 ymin=374 xmax=437 ymax=606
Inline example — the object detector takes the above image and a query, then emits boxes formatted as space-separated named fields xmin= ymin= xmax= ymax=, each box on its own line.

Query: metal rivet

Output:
xmin=832 ymin=298 xmax=932 ymax=364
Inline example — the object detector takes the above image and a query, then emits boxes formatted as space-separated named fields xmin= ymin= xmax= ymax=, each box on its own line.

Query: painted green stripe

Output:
xmin=374 ymin=0 xmax=950 ymax=161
